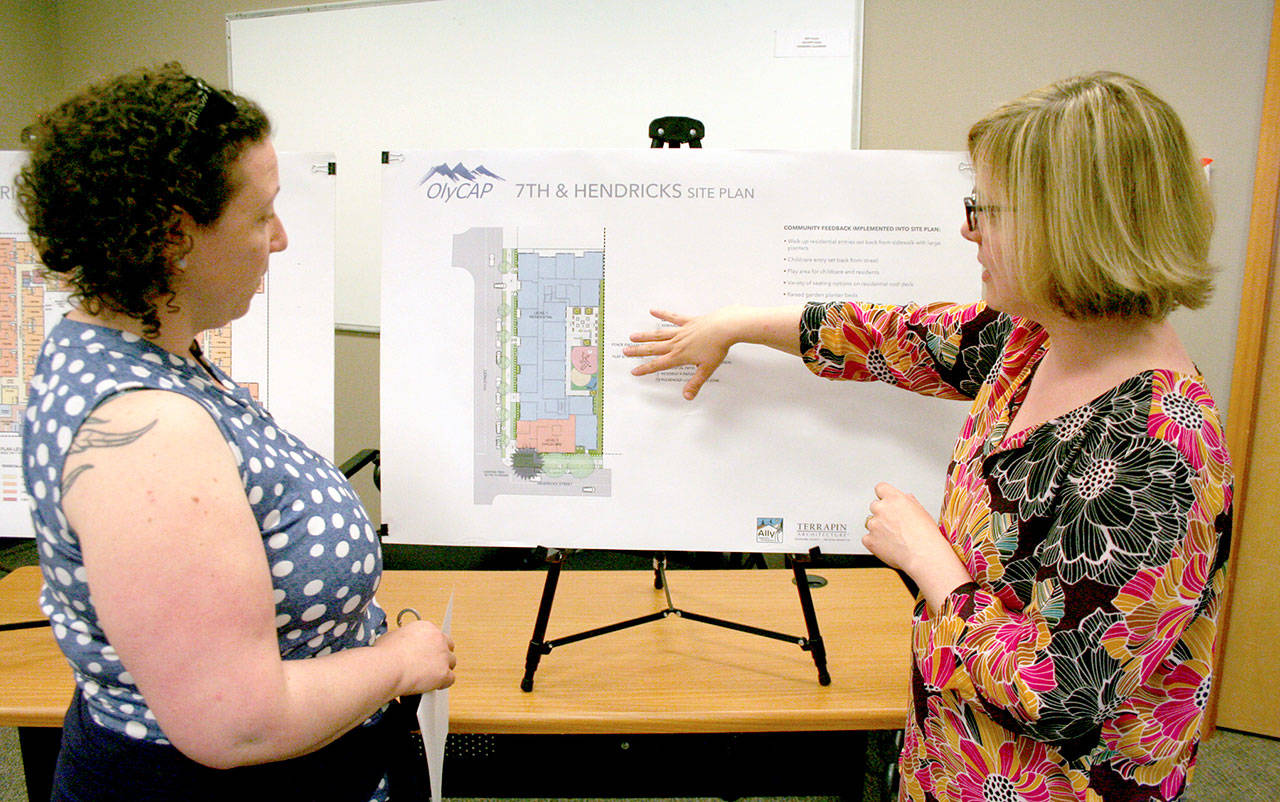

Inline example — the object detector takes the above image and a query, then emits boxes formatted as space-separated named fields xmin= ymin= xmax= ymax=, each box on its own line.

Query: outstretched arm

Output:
xmin=624 ymin=305 xmax=804 ymax=399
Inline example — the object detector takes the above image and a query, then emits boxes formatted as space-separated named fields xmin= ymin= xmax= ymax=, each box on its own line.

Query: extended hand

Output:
xmin=624 ymin=308 xmax=737 ymax=400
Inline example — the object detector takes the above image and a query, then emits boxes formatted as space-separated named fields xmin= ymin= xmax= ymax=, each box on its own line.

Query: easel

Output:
xmin=520 ymin=548 xmax=831 ymax=691
xmin=519 ymin=116 xmax=830 ymax=692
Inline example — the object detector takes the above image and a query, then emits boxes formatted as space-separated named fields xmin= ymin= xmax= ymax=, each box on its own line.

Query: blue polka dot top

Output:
xmin=23 ymin=317 xmax=386 ymax=744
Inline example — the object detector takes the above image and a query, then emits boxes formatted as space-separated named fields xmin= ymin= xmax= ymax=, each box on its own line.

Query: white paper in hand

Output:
xmin=416 ymin=592 xmax=453 ymax=802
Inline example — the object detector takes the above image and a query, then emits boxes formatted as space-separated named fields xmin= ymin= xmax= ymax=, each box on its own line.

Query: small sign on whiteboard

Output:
xmin=775 ymin=29 xmax=852 ymax=58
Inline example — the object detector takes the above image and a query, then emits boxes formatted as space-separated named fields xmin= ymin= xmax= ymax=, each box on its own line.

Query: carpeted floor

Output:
xmin=3 ymin=724 xmax=1279 ymax=801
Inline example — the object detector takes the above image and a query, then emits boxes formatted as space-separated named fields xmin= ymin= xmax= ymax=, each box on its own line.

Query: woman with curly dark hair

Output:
xmin=18 ymin=63 xmax=455 ymax=801
xmin=625 ymin=72 xmax=1231 ymax=801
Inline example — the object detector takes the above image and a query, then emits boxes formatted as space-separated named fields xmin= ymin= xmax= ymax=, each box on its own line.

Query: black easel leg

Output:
xmin=791 ymin=555 xmax=831 ymax=686
xmin=521 ymin=549 xmax=567 ymax=691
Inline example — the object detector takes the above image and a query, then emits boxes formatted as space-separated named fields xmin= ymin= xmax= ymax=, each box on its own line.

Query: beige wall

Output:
xmin=0 ymin=1 xmax=58 ymax=148
xmin=7 ymin=0 xmax=1274 ymax=531
xmin=858 ymin=0 xmax=1271 ymax=430
xmin=334 ymin=330 xmax=382 ymax=522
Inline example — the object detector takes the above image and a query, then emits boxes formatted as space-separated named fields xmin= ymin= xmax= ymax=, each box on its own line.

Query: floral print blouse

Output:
xmin=800 ymin=301 xmax=1232 ymax=802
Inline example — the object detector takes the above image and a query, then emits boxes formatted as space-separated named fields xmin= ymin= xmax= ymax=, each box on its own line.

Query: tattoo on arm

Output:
xmin=61 ymin=463 xmax=92 ymax=494
xmin=62 ymin=414 xmax=160 ymax=495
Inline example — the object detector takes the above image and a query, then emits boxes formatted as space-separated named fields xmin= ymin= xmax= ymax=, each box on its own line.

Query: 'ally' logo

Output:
xmin=756 ymin=517 xmax=783 ymax=544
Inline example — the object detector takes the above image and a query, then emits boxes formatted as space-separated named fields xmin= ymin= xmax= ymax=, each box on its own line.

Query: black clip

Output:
xmin=649 ymin=116 xmax=704 ymax=148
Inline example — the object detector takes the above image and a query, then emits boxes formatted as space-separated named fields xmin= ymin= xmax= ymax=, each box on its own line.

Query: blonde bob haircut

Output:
xmin=967 ymin=71 xmax=1214 ymax=320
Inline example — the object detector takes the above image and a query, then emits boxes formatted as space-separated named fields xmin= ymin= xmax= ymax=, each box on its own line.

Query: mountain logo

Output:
xmin=419 ymin=163 xmax=505 ymax=184
xmin=756 ymin=517 xmax=783 ymax=544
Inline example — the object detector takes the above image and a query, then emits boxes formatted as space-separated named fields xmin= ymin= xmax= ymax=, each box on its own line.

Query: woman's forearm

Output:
xmin=721 ymin=304 xmax=806 ymax=354
xmin=177 ymin=622 xmax=451 ymax=769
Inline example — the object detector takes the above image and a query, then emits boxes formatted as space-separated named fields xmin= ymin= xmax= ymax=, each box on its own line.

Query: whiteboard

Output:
xmin=227 ymin=0 xmax=863 ymax=330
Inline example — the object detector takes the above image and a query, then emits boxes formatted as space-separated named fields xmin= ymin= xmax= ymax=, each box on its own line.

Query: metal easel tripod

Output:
xmin=519 ymin=547 xmax=831 ymax=691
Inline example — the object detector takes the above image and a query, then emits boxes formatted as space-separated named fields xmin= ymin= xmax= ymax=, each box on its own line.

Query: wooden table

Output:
xmin=1 ymin=565 xmax=914 ymax=797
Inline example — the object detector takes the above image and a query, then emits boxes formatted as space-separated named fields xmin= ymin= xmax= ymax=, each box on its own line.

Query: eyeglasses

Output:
xmin=963 ymin=195 xmax=1000 ymax=232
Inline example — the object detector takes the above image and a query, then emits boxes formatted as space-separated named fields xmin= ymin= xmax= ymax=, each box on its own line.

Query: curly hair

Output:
xmin=16 ymin=63 xmax=271 ymax=337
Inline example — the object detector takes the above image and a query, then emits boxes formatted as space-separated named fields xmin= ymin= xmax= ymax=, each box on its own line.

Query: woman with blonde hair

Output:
xmin=626 ymin=71 xmax=1231 ymax=800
